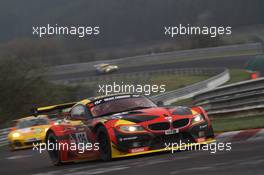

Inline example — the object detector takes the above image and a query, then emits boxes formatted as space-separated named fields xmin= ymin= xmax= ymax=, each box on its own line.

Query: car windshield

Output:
xmin=16 ymin=118 xmax=49 ymax=129
xmin=90 ymin=96 xmax=156 ymax=117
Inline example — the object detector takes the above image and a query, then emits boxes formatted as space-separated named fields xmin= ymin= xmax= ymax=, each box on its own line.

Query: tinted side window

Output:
xmin=71 ymin=105 xmax=87 ymax=119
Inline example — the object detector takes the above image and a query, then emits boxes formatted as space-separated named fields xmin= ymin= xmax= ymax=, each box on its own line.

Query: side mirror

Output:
xmin=157 ymin=101 xmax=164 ymax=107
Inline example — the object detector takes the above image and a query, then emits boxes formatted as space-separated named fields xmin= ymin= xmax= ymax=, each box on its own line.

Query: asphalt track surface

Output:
xmin=0 ymin=139 xmax=263 ymax=175
xmin=48 ymin=55 xmax=253 ymax=81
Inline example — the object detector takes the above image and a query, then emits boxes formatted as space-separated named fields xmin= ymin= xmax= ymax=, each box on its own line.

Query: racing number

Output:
xmin=75 ymin=132 xmax=89 ymax=144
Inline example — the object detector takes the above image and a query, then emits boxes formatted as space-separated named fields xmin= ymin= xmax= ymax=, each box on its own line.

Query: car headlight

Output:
xmin=119 ymin=125 xmax=145 ymax=133
xmin=12 ymin=132 xmax=20 ymax=138
xmin=192 ymin=114 xmax=204 ymax=124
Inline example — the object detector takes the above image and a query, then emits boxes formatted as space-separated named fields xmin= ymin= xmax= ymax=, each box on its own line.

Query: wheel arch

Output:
xmin=93 ymin=123 xmax=106 ymax=133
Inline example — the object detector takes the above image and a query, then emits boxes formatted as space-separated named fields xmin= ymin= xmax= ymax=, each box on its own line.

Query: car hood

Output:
xmin=10 ymin=125 xmax=50 ymax=136
xmin=101 ymin=107 xmax=195 ymax=124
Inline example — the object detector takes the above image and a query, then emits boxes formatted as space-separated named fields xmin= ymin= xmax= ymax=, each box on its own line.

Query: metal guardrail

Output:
xmin=0 ymin=128 xmax=10 ymax=147
xmin=193 ymin=77 xmax=264 ymax=117
xmin=150 ymin=68 xmax=230 ymax=105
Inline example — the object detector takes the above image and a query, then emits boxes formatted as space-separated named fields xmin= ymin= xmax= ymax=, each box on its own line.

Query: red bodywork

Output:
xmin=43 ymin=94 xmax=214 ymax=163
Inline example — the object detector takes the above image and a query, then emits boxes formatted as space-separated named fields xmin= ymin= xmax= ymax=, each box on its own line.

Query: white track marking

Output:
xmin=6 ymin=154 xmax=32 ymax=160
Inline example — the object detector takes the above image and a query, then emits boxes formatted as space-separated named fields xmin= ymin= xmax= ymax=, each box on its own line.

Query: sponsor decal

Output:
xmin=129 ymin=147 xmax=149 ymax=153
xmin=196 ymin=138 xmax=206 ymax=142
xmin=165 ymin=129 xmax=179 ymax=135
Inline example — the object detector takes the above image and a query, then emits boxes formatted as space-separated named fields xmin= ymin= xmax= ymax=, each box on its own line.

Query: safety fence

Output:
xmin=0 ymin=128 xmax=10 ymax=147
xmin=193 ymin=77 xmax=264 ymax=118
xmin=150 ymin=68 xmax=229 ymax=105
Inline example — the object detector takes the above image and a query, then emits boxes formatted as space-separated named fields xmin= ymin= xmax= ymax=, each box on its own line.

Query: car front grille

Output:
xmin=172 ymin=119 xmax=189 ymax=128
xmin=148 ymin=122 xmax=170 ymax=131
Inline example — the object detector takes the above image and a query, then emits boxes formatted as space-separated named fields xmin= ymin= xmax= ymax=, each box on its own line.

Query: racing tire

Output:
xmin=207 ymin=126 xmax=215 ymax=138
xmin=96 ymin=126 xmax=112 ymax=161
xmin=46 ymin=132 xmax=62 ymax=166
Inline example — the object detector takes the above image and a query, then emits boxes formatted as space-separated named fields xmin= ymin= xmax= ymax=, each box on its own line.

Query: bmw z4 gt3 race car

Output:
xmin=36 ymin=94 xmax=215 ymax=165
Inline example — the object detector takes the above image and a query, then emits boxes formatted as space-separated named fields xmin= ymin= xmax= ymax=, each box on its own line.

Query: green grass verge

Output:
xmin=212 ymin=115 xmax=264 ymax=133
xmin=150 ymin=74 xmax=208 ymax=92
xmin=171 ymin=69 xmax=251 ymax=106
xmin=225 ymin=69 xmax=251 ymax=85
xmin=81 ymin=73 xmax=209 ymax=96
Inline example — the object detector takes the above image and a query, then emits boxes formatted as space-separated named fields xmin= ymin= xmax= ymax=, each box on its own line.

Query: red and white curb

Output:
xmin=216 ymin=128 xmax=264 ymax=142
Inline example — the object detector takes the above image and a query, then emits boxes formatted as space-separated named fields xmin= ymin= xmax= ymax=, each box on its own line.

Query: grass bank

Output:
xmin=212 ymin=115 xmax=264 ymax=133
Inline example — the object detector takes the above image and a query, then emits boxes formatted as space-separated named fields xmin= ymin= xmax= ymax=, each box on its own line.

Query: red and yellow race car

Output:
xmin=36 ymin=94 xmax=215 ymax=165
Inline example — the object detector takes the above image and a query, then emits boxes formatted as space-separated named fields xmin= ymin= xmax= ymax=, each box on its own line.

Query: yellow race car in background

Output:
xmin=8 ymin=115 xmax=51 ymax=151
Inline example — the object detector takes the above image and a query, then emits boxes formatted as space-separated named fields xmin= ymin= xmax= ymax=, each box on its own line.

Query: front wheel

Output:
xmin=46 ymin=132 xmax=62 ymax=166
xmin=96 ymin=126 xmax=112 ymax=161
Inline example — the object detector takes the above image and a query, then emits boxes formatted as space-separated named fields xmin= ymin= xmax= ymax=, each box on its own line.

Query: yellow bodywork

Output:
xmin=8 ymin=117 xmax=51 ymax=150
xmin=111 ymin=138 xmax=216 ymax=158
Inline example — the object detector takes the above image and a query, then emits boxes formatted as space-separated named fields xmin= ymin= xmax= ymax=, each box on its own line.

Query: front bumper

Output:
xmin=9 ymin=137 xmax=45 ymax=150
xmin=111 ymin=138 xmax=216 ymax=158
xmin=112 ymin=122 xmax=214 ymax=156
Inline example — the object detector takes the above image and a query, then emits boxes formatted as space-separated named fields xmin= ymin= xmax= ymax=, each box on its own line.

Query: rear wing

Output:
xmin=31 ymin=102 xmax=76 ymax=115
